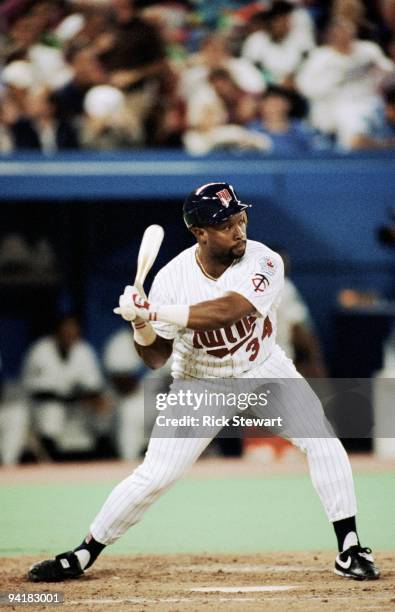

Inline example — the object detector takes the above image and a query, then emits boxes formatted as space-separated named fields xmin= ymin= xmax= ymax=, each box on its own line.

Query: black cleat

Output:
xmin=28 ymin=551 xmax=84 ymax=582
xmin=334 ymin=546 xmax=380 ymax=580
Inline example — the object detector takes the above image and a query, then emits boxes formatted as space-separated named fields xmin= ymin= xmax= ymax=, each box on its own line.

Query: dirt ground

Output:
xmin=1 ymin=551 xmax=394 ymax=611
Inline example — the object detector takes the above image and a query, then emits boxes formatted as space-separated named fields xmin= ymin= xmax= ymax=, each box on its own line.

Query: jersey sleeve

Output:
xmin=148 ymin=271 xmax=178 ymax=340
xmin=231 ymin=251 xmax=284 ymax=317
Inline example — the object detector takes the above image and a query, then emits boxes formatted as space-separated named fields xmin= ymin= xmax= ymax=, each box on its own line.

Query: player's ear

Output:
xmin=190 ymin=226 xmax=205 ymax=241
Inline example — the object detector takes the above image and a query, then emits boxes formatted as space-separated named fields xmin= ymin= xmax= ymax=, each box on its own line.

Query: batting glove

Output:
xmin=114 ymin=285 xmax=189 ymax=328
xmin=113 ymin=285 xmax=152 ymax=322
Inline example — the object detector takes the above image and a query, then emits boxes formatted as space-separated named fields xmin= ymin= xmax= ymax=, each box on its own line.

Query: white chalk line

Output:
xmin=191 ymin=586 xmax=297 ymax=593
xmin=64 ymin=597 xmax=267 ymax=605
xmin=175 ymin=564 xmax=327 ymax=573
xmin=63 ymin=593 xmax=392 ymax=607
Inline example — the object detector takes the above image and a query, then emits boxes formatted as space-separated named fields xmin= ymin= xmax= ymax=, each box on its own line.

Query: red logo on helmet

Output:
xmin=216 ymin=188 xmax=232 ymax=207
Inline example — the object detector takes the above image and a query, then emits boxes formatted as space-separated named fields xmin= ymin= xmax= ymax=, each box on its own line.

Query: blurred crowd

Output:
xmin=1 ymin=0 xmax=395 ymax=154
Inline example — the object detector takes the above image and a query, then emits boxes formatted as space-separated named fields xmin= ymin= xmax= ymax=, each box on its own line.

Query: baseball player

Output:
xmin=28 ymin=182 xmax=379 ymax=582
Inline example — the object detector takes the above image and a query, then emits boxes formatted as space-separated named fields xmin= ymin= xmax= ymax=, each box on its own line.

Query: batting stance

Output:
xmin=28 ymin=182 xmax=379 ymax=582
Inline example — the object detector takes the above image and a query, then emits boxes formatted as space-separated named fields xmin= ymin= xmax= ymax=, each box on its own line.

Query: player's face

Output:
xmin=56 ymin=318 xmax=81 ymax=351
xmin=204 ymin=212 xmax=247 ymax=261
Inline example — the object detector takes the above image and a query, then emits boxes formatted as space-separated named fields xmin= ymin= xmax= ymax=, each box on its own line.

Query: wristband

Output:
xmin=132 ymin=320 xmax=156 ymax=346
xmin=154 ymin=305 xmax=189 ymax=328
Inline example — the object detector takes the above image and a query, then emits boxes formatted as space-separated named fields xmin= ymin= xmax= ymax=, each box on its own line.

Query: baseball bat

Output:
xmin=134 ymin=224 xmax=164 ymax=293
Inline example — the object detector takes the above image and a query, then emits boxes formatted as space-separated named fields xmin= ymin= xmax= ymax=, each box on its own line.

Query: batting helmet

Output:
xmin=183 ymin=182 xmax=251 ymax=228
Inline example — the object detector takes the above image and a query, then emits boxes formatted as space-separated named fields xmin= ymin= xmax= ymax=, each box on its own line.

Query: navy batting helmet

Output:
xmin=183 ymin=182 xmax=251 ymax=228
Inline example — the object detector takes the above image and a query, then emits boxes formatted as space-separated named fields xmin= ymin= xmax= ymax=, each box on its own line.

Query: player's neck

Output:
xmin=196 ymin=247 xmax=234 ymax=281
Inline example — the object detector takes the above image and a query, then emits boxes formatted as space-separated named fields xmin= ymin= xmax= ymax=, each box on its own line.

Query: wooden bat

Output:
xmin=134 ymin=224 xmax=164 ymax=294
xmin=114 ymin=224 xmax=164 ymax=317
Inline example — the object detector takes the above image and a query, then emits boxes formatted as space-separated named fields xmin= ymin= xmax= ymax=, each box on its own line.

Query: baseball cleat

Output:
xmin=28 ymin=551 xmax=84 ymax=582
xmin=334 ymin=546 xmax=380 ymax=580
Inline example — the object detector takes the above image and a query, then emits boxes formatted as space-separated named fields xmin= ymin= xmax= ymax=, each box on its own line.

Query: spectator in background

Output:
xmin=2 ymin=10 xmax=45 ymax=64
xmin=182 ymin=33 xmax=265 ymax=101
xmin=296 ymin=18 xmax=394 ymax=148
xmin=0 ymin=61 xmax=37 ymax=151
xmin=96 ymin=0 xmax=174 ymax=147
xmin=81 ymin=84 xmax=144 ymax=149
xmin=180 ymin=32 xmax=267 ymax=152
xmin=103 ymin=328 xmax=150 ymax=460
xmin=185 ymin=64 xmax=260 ymax=129
xmin=139 ymin=2 xmax=191 ymax=68
xmin=242 ymin=1 xmax=315 ymax=87
xmin=145 ymin=92 xmax=186 ymax=147
xmin=351 ymin=79 xmax=395 ymax=148
xmin=3 ymin=6 xmax=72 ymax=90
xmin=208 ymin=67 xmax=259 ymax=124
xmin=331 ymin=0 xmax=378 ymax=42
xmin=22 ymin=315 xmax=111 ymax=460
xmin=55 ymin=5 xmax=109 ymax=52
xmin=24 ymin=87 xmax=79 ymax=152
xmin=1 ymin=58 xmax=35 ymax=110
xmin=100 ymin=0 xmax=166 ymax=88
xmin=0 ymin=82 xmax=79 ymax=152
xmin=183 ymin=67 xmax=271 ymax=154
xmin=52 ymin=46 xmax=108 ymax=122
xmin=247 ymin=85 xmax=324 ymax=153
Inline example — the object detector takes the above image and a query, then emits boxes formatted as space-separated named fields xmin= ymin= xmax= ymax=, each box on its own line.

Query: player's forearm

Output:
xmin=151 ymin=296 xmax=253 ymax=331
xmin=134 ymin=335 xmax=173 ymax=369
xmin=187 ymin=296 xmax=253 ymax=330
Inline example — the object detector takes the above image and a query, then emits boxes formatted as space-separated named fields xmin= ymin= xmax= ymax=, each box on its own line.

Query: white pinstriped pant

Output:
xmin=91 ymin=346 xmax=357 ymax=545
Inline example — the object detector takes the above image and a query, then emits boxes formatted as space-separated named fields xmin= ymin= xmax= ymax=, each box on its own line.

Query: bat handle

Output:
xmin=133 ymin=279 xmax=147 ymax=299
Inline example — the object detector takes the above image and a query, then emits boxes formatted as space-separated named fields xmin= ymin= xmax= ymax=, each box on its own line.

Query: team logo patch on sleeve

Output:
xmin=252 ymin=273 xmax=270 ymax=292
xmin=259 ymin=256 xmax=277 ymax=277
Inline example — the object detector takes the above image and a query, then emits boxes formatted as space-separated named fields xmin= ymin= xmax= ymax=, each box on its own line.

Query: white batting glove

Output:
xmin=114 ymin=285 xmax=189 ymax=328
xmin=113 ymin=285 xmax=152 ymax=322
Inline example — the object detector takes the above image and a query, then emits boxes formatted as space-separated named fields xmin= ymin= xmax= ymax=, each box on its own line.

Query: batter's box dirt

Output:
xmin=1 ymin=552 xmax=394 ymax=611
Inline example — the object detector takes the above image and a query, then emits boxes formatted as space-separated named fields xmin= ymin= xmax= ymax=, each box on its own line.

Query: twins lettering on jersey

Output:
xmin=193 ymin=315 xmax=273 ymax=361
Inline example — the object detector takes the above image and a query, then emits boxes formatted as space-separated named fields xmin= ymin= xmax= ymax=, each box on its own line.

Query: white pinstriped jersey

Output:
xmin=149 ymin=240 xmax=284 ymax=378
